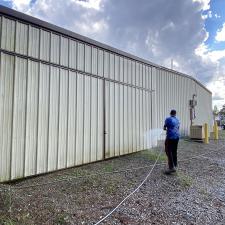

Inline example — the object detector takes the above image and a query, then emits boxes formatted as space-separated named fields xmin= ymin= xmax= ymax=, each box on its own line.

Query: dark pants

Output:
xmin=165 ymin=138 xmax=179 ymax=169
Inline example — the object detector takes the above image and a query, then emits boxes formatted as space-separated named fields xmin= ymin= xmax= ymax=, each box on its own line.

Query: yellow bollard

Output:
xmin=214 ymin=122 xmax=219 ymax=140
xmin=204 ymin=123 xmax=209 ymax=144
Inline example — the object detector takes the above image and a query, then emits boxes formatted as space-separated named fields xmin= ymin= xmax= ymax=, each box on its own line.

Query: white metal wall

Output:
xmin=0 ymin=15 xmax=212 ymax=182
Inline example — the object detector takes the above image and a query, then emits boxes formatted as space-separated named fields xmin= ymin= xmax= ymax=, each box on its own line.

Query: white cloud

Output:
xmin=215 ymin=23 xmax=225 ymax=42
xmin=215 ymin=14 xmax=221 ymax=19
xmin=6 ymin=0 xmax=32 ymax=11
xmin=192 ymin=0 xmax=210 ymax=10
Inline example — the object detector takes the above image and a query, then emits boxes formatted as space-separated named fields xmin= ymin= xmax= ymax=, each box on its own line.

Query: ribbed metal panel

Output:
xmin=90 ymin=77 xmax=98 ymax=161
xmin=11 ymin=57 xmax=27 ymax=180
xmin=76 ymin=73 xmax=84 ymax=165
xmin=85 ymin=44 xmax=91 ymax=74
xmin=114 ymin=83 xmax=120 ymax=156
xmin=15 ymin=21 xmax=28 ymax=55
xmin=97 ymin=49 xmax=103 ymax=77
xmin=28 ymin=25 xmax=39 ymax=58
xmin=58 ymin=69 xmax=69 ymax=169
xmin=119 ymin=56 xmax=124 ymax=82
xmin=109 ymin=53 xmax=114 ymax=80
xmin=131 ymin=60 xmax=136 ymax=86
xmin=119 ymin=84 xmax=124 ymax=155
xmin=77 ymin=42 xmax=84 ymax=72
xmin=104 ymin=51 xmax=109 ymax=78
xmin=37 ymin=63 xmax=50 ymax=173
xmin=50 ymin=33 xmax=60 ymax=64
xmin=67 ymin=71 xmax=77 ymax=167
xmin=60 ymin=36 xmax=69 ymax=67
xmin=1 ymin=16 xmax=15 ymax=51
xmin=123 ymin=85 xmax=129 ymax=154
xmin=114 ymin=55 xmax=119 ymax=81
xmin=69 ymin=39 xmax=77 ymax=69
xmin=40 ymin=30 xmax=50 ymax=61
xmin=127 ymin=59 xmax=132 ymax=85
xmin=0 ymin=53 xmax=14 ymax=182
xmin=47 ymin=66 xmax=60 ymax=171
xmin=135 ymin=62 xmax=140 ymax=87
xmin=24 ymin=60 xmax=39 ymax=176
xmin=92 ymin=47 xmax=98 ymax=75
xmin=123 ymin=58 xmax=128 ymax=84
xmin=97 ymin=79 xmax=103 ymax=160
xmin=83 ymin=75 xmax=91 ymax=163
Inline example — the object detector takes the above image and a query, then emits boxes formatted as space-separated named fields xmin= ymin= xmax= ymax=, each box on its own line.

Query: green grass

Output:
xmin=0 ymin=217 xmax=16 ymax=225
xmin=103 ymin=163 xmax=114 ymax=172
xmin=176 ymin=171 xmax=193 ymax=188
xmin=54 ymin=213 xmax=69 ymax=225
xmin=140 ymin=149 xmax=167 ymax=162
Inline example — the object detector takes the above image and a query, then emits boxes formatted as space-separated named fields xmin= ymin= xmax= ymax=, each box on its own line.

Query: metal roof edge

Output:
xmin=0 ymin=4 xmax=212 ymax=94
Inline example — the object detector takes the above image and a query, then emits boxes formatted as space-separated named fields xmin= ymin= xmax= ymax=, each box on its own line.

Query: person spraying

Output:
xmin=163 ymin=109 xmax=180 ymax=174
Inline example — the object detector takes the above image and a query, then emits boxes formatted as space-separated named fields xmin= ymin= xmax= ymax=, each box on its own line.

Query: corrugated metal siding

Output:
xmin=28 ymin=25 xmax=39 ymax=58
xmin=11 ymin=57 xmax=27 ymax=180
xmin=25 ymin=60 xmax=39 ymax=176
xmin=15 ymin=21 xmax=28 ymax=55
xmin=0 ymin=15 xmax=213 ymax=182
xmin=0 ymin=53 xmax=14 ymax=182
xmin=40 ymin=30 xmax=50 ymax=61
xmin=1 ymin=17 xmax=15 ymax=51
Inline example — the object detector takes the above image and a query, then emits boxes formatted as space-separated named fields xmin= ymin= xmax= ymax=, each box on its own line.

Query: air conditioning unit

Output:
xmin=190 ymin=125 xmax=205 ymax=140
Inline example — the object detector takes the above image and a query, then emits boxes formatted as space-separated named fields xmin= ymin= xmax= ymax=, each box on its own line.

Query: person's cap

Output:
xmin=170 ymin=109 xmax=176 ymax=115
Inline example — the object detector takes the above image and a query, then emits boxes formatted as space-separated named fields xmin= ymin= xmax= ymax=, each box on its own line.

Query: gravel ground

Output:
xmin=0 ymin=131 xmax=225 ymax=225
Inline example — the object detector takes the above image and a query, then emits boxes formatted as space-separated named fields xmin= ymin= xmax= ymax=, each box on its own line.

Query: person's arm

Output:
xmin=163 ymin=119 xmax=167 ymax=130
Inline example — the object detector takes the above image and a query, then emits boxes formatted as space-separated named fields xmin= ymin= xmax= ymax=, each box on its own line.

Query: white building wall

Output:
xmin=0 ymin=13 xmax=212 ymax=182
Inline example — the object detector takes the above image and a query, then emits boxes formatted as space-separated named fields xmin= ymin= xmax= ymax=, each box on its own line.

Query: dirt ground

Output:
xmin=0 ymin=131 xmax=225 ymax=225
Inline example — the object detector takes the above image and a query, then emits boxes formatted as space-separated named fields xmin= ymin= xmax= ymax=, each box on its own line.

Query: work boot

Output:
xmin=164 ymin=168 xmax=176 ymax=175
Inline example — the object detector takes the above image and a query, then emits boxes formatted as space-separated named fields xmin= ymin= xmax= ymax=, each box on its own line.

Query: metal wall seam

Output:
xmin=119 ymin=56 xmax=123 ymax=83
xmin=40 ymin=29 xmax=50 ymax=62
xmin=92 ymin=47 xmax=98 ymax=76
xmin=119 ymin=84 xmax=124 ymax=155
xmin=110 ymin=82 xmax=115 ymax=157
xmin=109 ymin=52 xmax=115 ymax=80
xmin=24 ymin=60 xmax=39 ymax=176
xmin=105 ymin=81 xmax=110 ymax=158
xmin=50 ymin=32 xmax=59 ymax=64
xmin=114 ymin=83 xmax=120 ymax=156
xmin=114 ymin=54 xmax=119 ymax=82
xmin=122 ymin=85 xmax=127 ymax=154
xmin=77 ymin=42 xmax=84 ymax=72
xmin=69 ymin=39 xmax=77 ymax=70
xmin=67 ymin=71 xmax=77 ymax=167
xmin=15 ymin=21 xmax=28 ymax=55
xmin=0 ymin=53 xmax=14 ymax=181
xmin=83 ymin=75 xmax=91 ymax=163
xmin=76 ymin=73 xmax=84 ymax=165
xmin=36 ymin=63 xmax=50 ymax=174
xmin=103 ymin=51 xmax=109 ymax=78
xmin=85 ymin=44 xmax=91 ymax=74
xmin=1 ymin=17 xmax=15 ymax=51
xmin=128 ymin=86 xmax=132 ymax=153
xmin=47 ymin=66 xmax=60 ymax=171
xmin=60 ymin=36 xmax=69 ymax=67
xmin=28 ymin=25 xmax=39 ymax=58
xmin=97 ymin=79 xmax=103 ymax=160
xmin=90 ymin=77 xmax=98 ymax=162
xmin=11 ymin=57 xmax=27 ymax=180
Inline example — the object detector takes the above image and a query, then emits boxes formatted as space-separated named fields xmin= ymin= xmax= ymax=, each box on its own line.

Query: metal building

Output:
xmin=0 ymin=6 xmax=212 ymax=182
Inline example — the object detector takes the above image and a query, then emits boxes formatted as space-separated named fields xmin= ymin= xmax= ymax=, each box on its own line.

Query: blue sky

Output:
xmin=0 ymin=0 xmax=225 ymax=108
xmin=204 ymin=0 xmax=225 ymax=51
